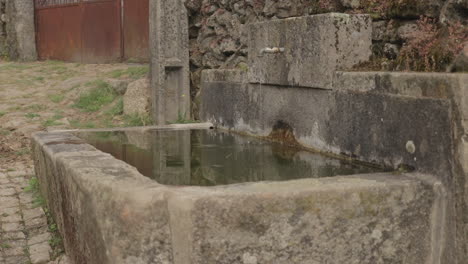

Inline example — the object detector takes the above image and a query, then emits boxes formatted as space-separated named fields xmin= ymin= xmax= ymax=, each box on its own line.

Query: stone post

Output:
xmin=5 ymin=0 xmax=37 ymax=61
xmin=149 ymin=0 xmax=191 ymax=125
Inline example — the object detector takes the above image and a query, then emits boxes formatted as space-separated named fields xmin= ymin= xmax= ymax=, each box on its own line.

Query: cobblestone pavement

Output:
xmin=0 ymin=165 xmax=68 ymax=264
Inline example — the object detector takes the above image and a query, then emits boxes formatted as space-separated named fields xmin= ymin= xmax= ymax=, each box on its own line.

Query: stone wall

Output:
xmin=185 ymin=0 xmax=467 ymax=111
xmin=0 ymin=0 xmax=37 ymax=61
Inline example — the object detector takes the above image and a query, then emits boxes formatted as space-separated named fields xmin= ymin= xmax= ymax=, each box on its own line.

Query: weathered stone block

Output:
xmin=248 ymin=13 xmax=372 ymax=89
xmin=169 ymin=174 xmax=436 ymax=264
xmin=123 ymin=78 xmax=150 ymax=116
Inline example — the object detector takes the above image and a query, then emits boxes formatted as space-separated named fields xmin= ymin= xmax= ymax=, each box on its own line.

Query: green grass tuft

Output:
xmin=108 ymin=66 xmax=149 ymax=80
xmin=49 ymin=94 xmax=65 ymax=103
xmin=74 ymin=80 xmax=117 ymax=112
xmin=25 ymin=113 xmax=40 ymax=119
xmin=123 ymin=113 xmax=153 ymax=127
xmin=106 ymin=97 xmax=124 ymax=117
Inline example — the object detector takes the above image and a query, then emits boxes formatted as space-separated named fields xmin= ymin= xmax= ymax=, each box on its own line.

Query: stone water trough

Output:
xmin=32 ymin=12 xmax=467 ymax=264
xmin=33 ymin=124 xmax=440 ymax=264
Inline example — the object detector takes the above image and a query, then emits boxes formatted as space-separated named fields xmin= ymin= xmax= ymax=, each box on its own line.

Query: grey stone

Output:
xmin=0 ymin=188 xmax=15 ymax=196
xmin=0 ymin=197 xmax=19 ymax=209
xmin=397 ymin=21 xmax=418 ymax=41
xmin=123 ymin=78 xmax=150 ymax=116
xmin=248 ymin=13 xmax=372 ymax=89
xmin=150 ymin=0 xmax=191 ymax=124
xmin=28 ymin=233 xmax=51 ymax=246
xmin=4 ymin=256 xmax=29 ymax=264
xmin=440 ymin=0 xmax=468 ymax=25
xmin=2 ymin=239 xmax=26 ymax=257
xmin=3 ymin=231 xmax=26 ymax=240
xmin=106 ymin=79 xmax=129 ymax=95
xmin=383 ymin=43 xmax=399 ymax=59
xmin=24 ymin=217 xmax=47 ymax=229
xmin=29 ymin=242 xmax=51 ymax=264
xmin=23 ymin=208 xmax=45 ymax=221
xmin=1 ymin=213 xmax=21 ymax=223
xmin=2 ymin=222 xmax=22 ymax=232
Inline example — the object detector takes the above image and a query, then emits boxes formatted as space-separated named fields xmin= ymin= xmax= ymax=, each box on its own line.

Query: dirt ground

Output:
xmin=0 ymin=60 xmax=149 ymax=171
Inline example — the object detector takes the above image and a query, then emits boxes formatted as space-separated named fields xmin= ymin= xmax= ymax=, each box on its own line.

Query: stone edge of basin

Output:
xmin=31 ymin=123 xmax=448 ymax=263
xmin=32 ymin=122 xmax=441 ymax=195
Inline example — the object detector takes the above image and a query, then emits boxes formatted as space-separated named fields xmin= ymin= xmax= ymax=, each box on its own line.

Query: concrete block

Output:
xmin=248 ymin=13 xmax=372 ymax=89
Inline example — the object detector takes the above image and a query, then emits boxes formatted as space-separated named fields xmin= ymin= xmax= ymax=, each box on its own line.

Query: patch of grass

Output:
xmin=70 ymin=120 xmax=96 ymax=129
xmin=75 ymin=80 xmax=117 ymax=112
xmin=26 ymin=104 xmax=47 ymax=112
xmin=123 ymin=113 xmax=153 ymax=127
xmin=49 ymin=236 xmax=62 ymax=248
xmin=25 ymin=113 xmax=40 ymax=119
xmin=42 ymin=113 xmax=64 ymax=127
xmin=0 ymin=129 xmax=11 ymax=136
xmin=45 ymin=60 xmax=64 ymax=65
xmin=108 ymin=66 xmax=149 ymax=80
xmin=34 ymin=76 xmax=45 ymax=82
xmin=0 ymin=243 xmax=12 ymax=249
xmin=15 ymin=148 xmax=31 ymax=156
xmin=25 ymin=176 xmax=66 ymax=259
xmin=106 ymin=97 xmax=123 ymax=117
xmin=49 ymin=94 xmax=65 ymax=103
xmin=0 ymin=111 xmax=6 ymax=117
xmin=0 ymin=63 xmax=35 ymax=71
xmin=7 ymin=105 xmax=22 ymax=112
xmin=2 ymin=213 xmax=8 ymax=217
xmin=25 ymin=177 xmax=46 ymax=208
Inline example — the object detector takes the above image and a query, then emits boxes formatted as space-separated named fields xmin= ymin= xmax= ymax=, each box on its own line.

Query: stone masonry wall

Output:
xmin=185 ymin=0 xmax=467 ymax=116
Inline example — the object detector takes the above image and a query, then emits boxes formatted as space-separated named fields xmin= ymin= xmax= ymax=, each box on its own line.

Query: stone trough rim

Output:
xmin=33 ymin=122 xmax=430 ymax=198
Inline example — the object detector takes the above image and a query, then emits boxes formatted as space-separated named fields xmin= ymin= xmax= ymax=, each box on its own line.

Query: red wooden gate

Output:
xmin=123 ymin=0 xmax=149 ymax=62
xmin=35 ymin=0 xmax=149 ymax=63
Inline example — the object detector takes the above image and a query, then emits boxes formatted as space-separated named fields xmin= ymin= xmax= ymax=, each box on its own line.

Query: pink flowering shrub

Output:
xmin=398 ymin=17 xmax=468 ymax=71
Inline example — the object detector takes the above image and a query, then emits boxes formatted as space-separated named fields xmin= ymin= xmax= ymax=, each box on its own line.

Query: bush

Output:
xmin=397 ymin=17 xmax=467 ymax=71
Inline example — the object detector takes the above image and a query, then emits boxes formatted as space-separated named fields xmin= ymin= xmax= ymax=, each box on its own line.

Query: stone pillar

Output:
xmin=5 ymin=0 xmax=37 ymax=61
xmin=149 ymin=0 xmax=191 ymax=125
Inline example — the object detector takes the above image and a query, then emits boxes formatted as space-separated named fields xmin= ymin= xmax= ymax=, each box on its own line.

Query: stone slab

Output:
xmin=248 ymin=13 xmax=372 ymax=89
